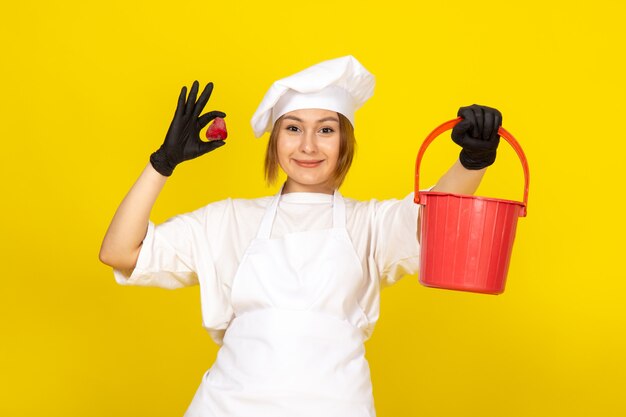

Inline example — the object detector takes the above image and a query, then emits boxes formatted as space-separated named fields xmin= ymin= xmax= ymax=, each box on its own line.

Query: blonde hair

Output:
xmin=264 ymin=113 xmax=356 ymax=189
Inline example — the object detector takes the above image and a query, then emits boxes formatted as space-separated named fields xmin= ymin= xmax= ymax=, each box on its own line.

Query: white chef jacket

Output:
xmin=114 ymin=191 xmax=420 ymax=345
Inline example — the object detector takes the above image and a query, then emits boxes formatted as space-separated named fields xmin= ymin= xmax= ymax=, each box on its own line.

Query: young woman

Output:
xmin=100 ymin=56 xmax=502 ymax=417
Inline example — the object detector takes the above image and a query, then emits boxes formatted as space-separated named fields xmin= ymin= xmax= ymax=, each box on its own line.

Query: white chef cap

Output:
xmin=251 ymin=55 xmax=375 ymax=138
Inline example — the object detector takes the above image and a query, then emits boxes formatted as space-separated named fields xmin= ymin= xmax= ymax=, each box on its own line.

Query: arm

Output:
xmin=431 ymin=160 xmax=486 ymax=195
xmin=99 ymin=81 xmax=226 ymax=272
xmin=99 ymin=164 xmax=167 ymax=270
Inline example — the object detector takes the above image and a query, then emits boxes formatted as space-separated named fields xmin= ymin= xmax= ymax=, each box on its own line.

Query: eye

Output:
xmin=320 ymin=127 xmax=335 ymax=134
xmin=285 ymin=125 xmax=300 ymax=132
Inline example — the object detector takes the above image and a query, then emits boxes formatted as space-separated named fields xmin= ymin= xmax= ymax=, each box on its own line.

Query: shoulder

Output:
xmin=343 ymin=192 xmax=418 ymax=227
xmin=343 ymin=192 xmax=416 ymax=213
xmin=192 ymin=195 xmax=273 ymax=215
xmin=208 ymin=195 xmax=276 ymax=224
xmin=167 ymin=195 xmax=273 ymax=230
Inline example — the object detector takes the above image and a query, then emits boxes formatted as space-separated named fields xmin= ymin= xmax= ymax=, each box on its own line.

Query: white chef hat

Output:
xmin=251 ymin=55 xmax=375 ymax=138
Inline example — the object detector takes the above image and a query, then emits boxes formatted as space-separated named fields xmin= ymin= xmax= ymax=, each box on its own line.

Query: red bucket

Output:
xmin=414 ymin=118 xmax=529 ymax=295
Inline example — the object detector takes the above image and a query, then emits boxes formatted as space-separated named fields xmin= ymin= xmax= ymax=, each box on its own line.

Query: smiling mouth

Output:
xmin=294 ymin=159 xmax=324 ymax=168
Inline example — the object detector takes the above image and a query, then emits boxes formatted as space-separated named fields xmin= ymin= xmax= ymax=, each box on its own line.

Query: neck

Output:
xmin=283 ymin=179 xmax=334 ymax=194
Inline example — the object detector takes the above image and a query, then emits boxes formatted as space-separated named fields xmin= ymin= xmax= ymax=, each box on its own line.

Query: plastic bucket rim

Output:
xmin=418 ymin=191 xmax=526 ymax=208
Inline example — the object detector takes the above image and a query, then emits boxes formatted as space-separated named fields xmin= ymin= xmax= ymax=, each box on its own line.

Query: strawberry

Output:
xmin=205 ymin=117 xmax=228 ymax=141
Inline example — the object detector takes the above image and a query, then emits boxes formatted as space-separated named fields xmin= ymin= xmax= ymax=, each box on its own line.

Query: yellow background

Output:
xmin=1 ymin=0 xmax=624 ymax=415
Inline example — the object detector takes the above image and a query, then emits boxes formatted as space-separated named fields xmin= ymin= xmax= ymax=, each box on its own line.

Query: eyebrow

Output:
xmin=282 ymin=115 xmax=340 ymax=123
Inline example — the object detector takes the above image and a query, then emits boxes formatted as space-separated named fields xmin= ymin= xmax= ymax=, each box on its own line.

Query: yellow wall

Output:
xmin=1 ymin=1 xmax=624 ymax=416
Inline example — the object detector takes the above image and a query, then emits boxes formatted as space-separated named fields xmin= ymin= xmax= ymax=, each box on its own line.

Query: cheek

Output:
xmin=323 ymin=139 xmax=341 ymax=165
xmin=276 ymin=137 xmax=293 ymax=166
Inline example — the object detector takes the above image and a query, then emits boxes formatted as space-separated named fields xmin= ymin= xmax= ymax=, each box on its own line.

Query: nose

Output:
xmin=299 ymin=129 xmax=318 ymax=154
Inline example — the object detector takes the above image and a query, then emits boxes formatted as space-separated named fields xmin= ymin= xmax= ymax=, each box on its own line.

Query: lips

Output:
xmin=293 ymin=159 xmax=324 ymax=168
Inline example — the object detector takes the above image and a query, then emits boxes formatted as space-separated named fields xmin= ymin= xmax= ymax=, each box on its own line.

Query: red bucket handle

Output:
xmin=414 ymin=118 xmax=529 ymax=217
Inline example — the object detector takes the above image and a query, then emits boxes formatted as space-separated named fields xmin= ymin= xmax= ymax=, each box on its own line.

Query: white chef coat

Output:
xmin=114 ymin=191 xmax=420 ymax=345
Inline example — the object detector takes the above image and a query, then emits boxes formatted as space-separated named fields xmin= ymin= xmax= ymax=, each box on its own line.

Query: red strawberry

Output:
xmin=206 ymin=117 xmax=228 ymax=140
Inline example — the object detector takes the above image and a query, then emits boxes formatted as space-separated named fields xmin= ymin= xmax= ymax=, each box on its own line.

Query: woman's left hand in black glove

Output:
xmin=451 ymin=104 xmax=503 ymax=170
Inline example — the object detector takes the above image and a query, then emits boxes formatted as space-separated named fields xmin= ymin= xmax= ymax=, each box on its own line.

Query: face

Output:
xmin=276 ymin=108 xmax=341 ymax=194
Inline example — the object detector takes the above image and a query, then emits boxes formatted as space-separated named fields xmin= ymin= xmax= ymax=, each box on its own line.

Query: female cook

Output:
xmin=99 ymin=56 xmax=502 ymax=417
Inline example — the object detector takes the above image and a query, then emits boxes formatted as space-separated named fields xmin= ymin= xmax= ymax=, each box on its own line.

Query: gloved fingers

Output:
xmin=471 ymin=105 xmax=484 ymax=139
xmin=185 ymin=80 xmax=200 ymax=116
xmin=457 ymin=106 xmax=478 ymax=138
xmin=479 ymin=106 xmax=503 ymax=142
xmin=491 ymin=111 xmax=503 ymax=142
xmin=198 ymin=139 xmax=226 ymax=155
xmin=461 ymin=135 xmax=499 ymax=151
xmin=483 ymin=109 xmax=494 ymax=141
xmin=452 ymin=118 xmax=472 ymax=135
xmin=451 ymin=118 xmax=472 ymax=146
xmin=192 ymin=82 xmax=215 ymax=120
xmin=175 ymin=86 xmax=187 ymax=119
xmin=198 ymin=111 xmax=227 ymax=129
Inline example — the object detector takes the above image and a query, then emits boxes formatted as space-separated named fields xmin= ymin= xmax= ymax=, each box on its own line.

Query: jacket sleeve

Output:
xmin=113 ymin=208 xmax=206 ymax=289
xmin=371 ymin=192 xmax=421 ymax=287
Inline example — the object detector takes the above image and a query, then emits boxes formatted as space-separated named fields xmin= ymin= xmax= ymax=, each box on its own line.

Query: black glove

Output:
xmin=451 ymin=104 xmax=502 ymax=170
xmin=150 ymin=81 xmax=226 ymax=176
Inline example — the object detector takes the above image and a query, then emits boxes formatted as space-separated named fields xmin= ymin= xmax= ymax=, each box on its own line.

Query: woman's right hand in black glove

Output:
xmin=150 ymin=81 xmax=226 ymax=177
